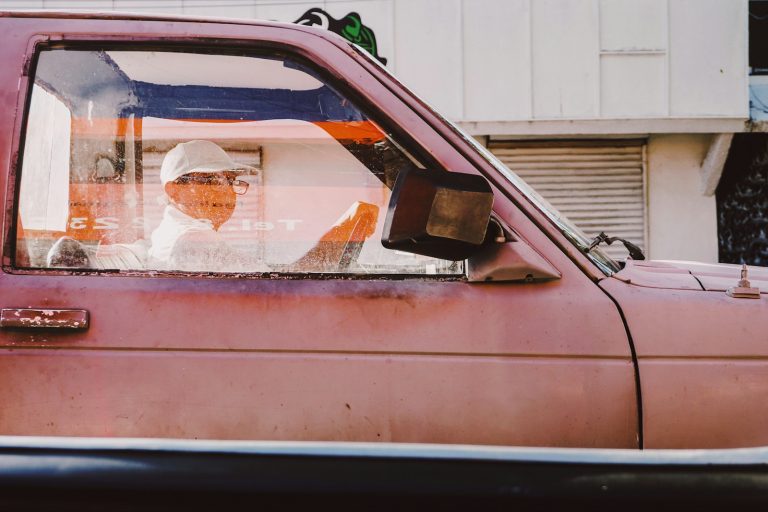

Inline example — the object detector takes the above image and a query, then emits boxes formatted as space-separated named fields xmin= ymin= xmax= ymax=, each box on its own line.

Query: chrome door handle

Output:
xmin=0 ymin=308 xmax=89 ymax=329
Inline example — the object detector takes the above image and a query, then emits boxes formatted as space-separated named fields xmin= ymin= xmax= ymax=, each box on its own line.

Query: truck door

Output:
xmin=0 ymin=17 xmax=638 ymax=447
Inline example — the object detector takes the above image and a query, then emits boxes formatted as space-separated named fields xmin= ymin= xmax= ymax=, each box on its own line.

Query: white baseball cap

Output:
xmin=160 ymin=140 xmax=256 ymax=185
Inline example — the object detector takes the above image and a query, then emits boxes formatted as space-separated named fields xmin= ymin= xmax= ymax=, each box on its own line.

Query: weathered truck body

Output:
xmin=1 ymin=11 xmax=766 ymax=449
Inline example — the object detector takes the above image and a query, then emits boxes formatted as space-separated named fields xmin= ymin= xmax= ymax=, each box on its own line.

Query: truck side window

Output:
xmin=15 ymin=49 xmax=461 ymax=276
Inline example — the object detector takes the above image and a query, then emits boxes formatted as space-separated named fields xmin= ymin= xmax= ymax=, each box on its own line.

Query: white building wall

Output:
xmin=531 ymin=0 xmax=600 ymax=119
xmin=5 ymin=0 xmax=749 ymax=128
xmin=599 ymin=0 xmax=668 ymax=118
xmin=394 ymin=0 xmax=463 ymax=119
xmin=463 ymin=0 xmax=531 ymax=121
xmin=669 ymin=0 xmax=748 ymax=117
xmin=646 ymin=134 xmax=719 ymax=262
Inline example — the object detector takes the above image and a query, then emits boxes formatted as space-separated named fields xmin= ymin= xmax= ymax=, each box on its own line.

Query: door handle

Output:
xmin=0 ymin=308 xmax=89 ymax=330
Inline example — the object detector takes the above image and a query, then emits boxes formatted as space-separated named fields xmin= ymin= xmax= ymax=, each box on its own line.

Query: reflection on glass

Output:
xmin=16 ymin=49 xmax=461 ymax=276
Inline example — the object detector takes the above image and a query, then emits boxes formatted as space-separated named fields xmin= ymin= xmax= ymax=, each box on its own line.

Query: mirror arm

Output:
xmin=486 ymin=216 xmax=517 ymax=244
xmin=466 ymin=232 xmax=561 ymax=283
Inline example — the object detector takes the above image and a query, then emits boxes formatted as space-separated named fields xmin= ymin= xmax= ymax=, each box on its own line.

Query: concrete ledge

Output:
xmin=458 ymin=118 xmax=749 ymax=137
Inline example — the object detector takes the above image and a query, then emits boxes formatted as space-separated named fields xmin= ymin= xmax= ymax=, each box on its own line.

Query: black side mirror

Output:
xmin=382 ymin=166 xmax=494 ymax=261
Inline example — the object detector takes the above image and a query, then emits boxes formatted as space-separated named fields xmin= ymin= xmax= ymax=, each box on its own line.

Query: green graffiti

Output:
xmin=340 ymin=13 xmax=380 ymax=61
xmin=295 ymin=8 xmax=388 ymax=65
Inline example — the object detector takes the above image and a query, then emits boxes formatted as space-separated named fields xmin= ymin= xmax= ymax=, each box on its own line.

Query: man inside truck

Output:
xmin=147 ymin=139 xmax=268 ymax=273
xmin=24 ymin=49 xmax=400 ymax=274
xmin=148 ymin=138 xmax=379 ymax=274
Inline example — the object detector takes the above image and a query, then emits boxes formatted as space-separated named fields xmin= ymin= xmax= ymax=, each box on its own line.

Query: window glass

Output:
xmin=16 ymin=49 xmax=460 ymax=275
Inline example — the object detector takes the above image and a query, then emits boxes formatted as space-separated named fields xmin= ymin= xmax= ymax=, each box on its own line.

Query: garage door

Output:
xmin=489 ymin=139 xmax=647 ymax=261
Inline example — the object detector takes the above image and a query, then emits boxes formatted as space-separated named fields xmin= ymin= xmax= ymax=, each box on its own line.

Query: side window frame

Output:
xmin=9 ymin=40 xmax=467 ymax=281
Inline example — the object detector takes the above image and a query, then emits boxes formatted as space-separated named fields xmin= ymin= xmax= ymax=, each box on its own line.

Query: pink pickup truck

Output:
xmin=1 ymin=11 xmax=766 ymax=450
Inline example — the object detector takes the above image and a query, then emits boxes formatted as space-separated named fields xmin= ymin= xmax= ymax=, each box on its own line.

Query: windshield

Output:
xmin=458 ymin=134 xmax=622 ymax=275
xmin=349 ymin=43 xmax=621 ymax=276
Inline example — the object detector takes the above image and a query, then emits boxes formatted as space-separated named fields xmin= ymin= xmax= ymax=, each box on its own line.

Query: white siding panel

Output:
xmin=463 ymin=0 xmax=531 ymax=121
xmin=44 ymin=0 xmax=112 ymax=8
xmin=113 ymin=0 xmax=183 ymax=13
xmin=394 ymin=0 xmax=463 ymax=119
xmin=599 ymin=0 xmax=667 ymax=51
xmin=601 ymin=54 xmax=666 ymax=116
xmin=669 ymin=0 xmax=748 ymax=117
xmin=3 ymin=1 xmax=44 ymax=7
xmin=183 ymin=1 xmax=257 ymax=18
xmin=490 ymin=141 xmax=647 ymax=260
xmin=532 ymin=0 xmax=599 ymax=118
xmin=255 ymin=2 xmax=320 ymax=22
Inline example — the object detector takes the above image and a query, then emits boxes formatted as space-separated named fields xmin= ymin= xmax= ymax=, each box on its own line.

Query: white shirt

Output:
xmin=148 ymin=206 xmax=269 ymax=273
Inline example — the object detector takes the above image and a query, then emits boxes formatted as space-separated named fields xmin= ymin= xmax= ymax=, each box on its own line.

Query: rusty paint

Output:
xmin=0 ymin=308 xmax=89 ymax=330
xmin=2 ymin=265 xmax=466 ymax=282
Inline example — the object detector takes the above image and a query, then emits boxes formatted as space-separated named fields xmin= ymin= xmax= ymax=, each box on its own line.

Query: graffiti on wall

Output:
xmin=294 ymin=8 xmax=388 ymax=65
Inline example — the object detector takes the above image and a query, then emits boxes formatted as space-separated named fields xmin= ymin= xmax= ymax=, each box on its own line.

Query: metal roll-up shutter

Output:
xmin=488 ymin=139 xmax=647 ymax=260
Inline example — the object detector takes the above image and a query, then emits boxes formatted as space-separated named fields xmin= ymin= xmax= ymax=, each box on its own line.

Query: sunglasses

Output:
xmin=175 ymin=172 xmax=250 ymax=195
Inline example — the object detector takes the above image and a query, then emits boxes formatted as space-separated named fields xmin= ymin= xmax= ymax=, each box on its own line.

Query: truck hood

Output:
xmin=612 ymin=259 xmax=768 ymax=293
